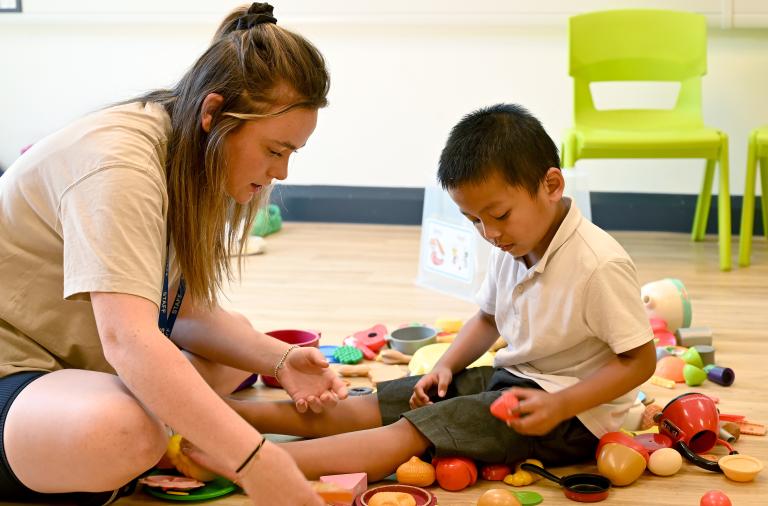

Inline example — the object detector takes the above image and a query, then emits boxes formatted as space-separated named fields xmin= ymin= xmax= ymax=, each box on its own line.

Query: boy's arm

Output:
xmin=434 ymin=309 xmax=501 ymax=373
xmin=507 ymin=340 xmax=656 ymax=436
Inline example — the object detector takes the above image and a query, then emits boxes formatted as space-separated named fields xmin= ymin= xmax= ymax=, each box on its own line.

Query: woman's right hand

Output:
xmin=409 ymin=366 xmax=453 ymax=408
xmin=183 ymin=439 xmax=323 ymax=506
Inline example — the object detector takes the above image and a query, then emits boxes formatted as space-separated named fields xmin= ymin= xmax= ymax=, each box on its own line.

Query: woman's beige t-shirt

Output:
xmin=0 ymin=102 xmax=172 ymax=378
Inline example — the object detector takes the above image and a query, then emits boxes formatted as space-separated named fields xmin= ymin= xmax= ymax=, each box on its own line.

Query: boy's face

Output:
xmin=449 ymin=168 xmax=566 ymax=263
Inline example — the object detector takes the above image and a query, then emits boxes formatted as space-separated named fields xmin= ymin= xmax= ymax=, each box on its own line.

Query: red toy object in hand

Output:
xmin=481 ymin=464 xmax=511 ymax=481
xmin=432 ymin=457 xmax=477 ymax=491
xmin=700 ymin=490 xmax=732 ymax=506
xmin=490 ymin=392 xmax=520 ymax=423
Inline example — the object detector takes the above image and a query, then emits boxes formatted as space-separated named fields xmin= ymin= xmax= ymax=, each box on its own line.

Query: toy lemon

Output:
xmin=166 ymin=434 xmax=217 ymax=482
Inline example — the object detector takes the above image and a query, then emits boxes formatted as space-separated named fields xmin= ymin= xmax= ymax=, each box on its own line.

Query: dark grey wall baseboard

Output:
xmin=271 ymin=185 xmax=765 ymax=235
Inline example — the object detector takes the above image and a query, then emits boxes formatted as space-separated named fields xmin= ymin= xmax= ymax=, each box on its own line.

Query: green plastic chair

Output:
xmin=738 ymin=126 xmax=768 ymax=266
xmin=563 ymin=9 xmax=731 ymax=271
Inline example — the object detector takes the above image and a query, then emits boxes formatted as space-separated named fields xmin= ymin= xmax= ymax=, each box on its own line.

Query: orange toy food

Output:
xmin=396 ymin=456 xmax=435 ymax=486
xmin=367 ymin=491 xmax=417 ymax=506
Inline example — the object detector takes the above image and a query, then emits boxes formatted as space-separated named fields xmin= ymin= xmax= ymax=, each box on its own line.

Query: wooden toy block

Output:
xmin=311 ymin=482 xmax=355 ymax=505
xmin=377 ymin=349 xmax=412 ymax=365
xmin=649 ymin=375 xmax=675 ymax=389
xmin=320 ymin=472 xmax=368 ymax=505
xmin=737 ymin=420 xmax=766 ymax=436
xmin=337 ymin=364 xmax=371 ymax=377
xmin=368 ymin=366 xmax=408 ymax=385
xmin=675 ymin=327 xmax=713 ymax=347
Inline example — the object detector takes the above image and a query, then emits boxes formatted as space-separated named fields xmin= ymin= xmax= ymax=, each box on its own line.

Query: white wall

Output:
xmin=1 ymin=1 xmax=767 ymax=196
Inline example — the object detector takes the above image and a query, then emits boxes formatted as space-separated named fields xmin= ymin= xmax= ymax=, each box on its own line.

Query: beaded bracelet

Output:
xmin=274 ymin=344 xmax=300 ymax=380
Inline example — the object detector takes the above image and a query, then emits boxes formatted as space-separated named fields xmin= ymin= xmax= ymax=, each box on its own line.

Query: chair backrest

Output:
xmin=569 ymin=9 xmax=707 ymax=129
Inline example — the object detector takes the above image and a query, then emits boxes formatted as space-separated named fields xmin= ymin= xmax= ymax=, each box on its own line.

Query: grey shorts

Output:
xmin=377 ymin=366 xmax=598 ymax=466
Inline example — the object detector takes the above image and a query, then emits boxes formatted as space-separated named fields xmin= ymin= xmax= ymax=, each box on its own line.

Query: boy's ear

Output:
xmin=543 ymin=167 xmax=565 ymax=201
xmin=200 ymin=93 xmax=225 ymax=133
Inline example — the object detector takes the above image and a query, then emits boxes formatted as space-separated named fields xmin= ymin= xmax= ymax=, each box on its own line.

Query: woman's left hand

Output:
xmin=278 ymin=347 xmax=348 ymax=413
xmin=503 ymin=388 xmax=568 ymax=436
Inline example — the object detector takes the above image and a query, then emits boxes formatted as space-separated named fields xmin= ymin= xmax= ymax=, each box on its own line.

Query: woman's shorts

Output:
xmin=0 ymin=371 xmax=136 ymax=505
xmin=377 ymin=366 xmax=599 ymax=466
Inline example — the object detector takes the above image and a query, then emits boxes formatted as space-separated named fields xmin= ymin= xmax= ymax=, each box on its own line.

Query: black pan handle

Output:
xmin=520 ymin=463 xmax=563 ymax=485
xmin=675 ymin=441 xmax=722 ymax=472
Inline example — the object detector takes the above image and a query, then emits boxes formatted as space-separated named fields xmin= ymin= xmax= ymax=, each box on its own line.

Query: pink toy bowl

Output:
xmin=355 ymin=484 xmax=437 ymax=506
xmin=233 ymin=329 xmax=320 ymax=391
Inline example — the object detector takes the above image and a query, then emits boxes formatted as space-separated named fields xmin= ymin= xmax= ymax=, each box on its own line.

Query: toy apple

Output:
xmin=432 ymin=456 xmax=477 ymax=491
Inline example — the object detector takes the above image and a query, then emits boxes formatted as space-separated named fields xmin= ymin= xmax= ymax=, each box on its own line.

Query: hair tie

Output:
xmin=235 ymin=2 xmax=277 ymax=30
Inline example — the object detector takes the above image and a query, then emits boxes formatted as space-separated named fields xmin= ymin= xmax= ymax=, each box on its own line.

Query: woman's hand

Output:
xmin=279 ymin=347 xmax=348 ymax=413
xmin=183 ymin=439 xmax=324 ymax=506
xmin=503 ymin=388 xmax=568 ymax=436
xmin=409 ymin=366 xmax=453 ymax=408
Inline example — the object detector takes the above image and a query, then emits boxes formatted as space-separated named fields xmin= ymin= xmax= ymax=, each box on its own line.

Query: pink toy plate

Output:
xmin=355 ymin=484 xmax=437 ymax=506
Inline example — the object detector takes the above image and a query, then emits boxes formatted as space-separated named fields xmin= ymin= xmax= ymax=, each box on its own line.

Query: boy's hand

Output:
xmin=410 ymin=366 xmax=453 ymax=408
xmin=502 ymin=388 xmax=567 ymax=436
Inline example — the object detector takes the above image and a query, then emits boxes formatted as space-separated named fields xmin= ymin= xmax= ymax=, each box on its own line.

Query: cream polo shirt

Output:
xmin=476 ymin=199 xmax=653 ymax=438
xmin=0 ymin=102 xmax=172 ymax=378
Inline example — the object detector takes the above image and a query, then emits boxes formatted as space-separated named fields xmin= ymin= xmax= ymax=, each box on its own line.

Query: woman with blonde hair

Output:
xmin=0 ymin=3 xmax=342 ymax=505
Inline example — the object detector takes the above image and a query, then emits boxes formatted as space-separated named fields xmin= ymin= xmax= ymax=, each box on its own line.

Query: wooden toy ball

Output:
xmin=648 ymin=447 xmax=683 ymax=476
xmin=477 ymin=488 xmax=521 ymax=506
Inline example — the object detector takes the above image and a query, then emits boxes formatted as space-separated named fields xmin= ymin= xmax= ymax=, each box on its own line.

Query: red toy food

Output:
xmin=432 ymin=457 xmax=477 ymax=491
xmin=490 ymin=392 xmax=520 ymax=423
xmin=481 ymin=464 xmax=512 ymax=481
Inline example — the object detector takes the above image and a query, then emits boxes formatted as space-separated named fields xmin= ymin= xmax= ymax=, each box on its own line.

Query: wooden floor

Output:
xmin=16 ymin=223 xmax=768 ymax=505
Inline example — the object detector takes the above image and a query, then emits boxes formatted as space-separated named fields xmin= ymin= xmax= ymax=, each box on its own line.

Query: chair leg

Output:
xmin=692 ymin=159 xmax=716 ymax=241
xmin=717 ymin=135 xmax=732 ymax=271
xmin=738 ymin=133 xmax=758 ymax=267
xmin=760 ymin=157 xmax=768 ymax=240
xmin=562 ymin=133 xmax=577 ymax=168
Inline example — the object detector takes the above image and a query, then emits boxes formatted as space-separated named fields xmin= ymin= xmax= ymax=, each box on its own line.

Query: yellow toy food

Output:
xmin=503 ymin=459 xmax=543 ymax=487
xmin=396 ymin=456 xmax=435 ymax=486
xmin=367 ymin=491 xmax=417 ymax=506
xmin=166 ymin=434 xmax=217 ymax=482
xmin=647 ymin=447 xmax=682 ymax=476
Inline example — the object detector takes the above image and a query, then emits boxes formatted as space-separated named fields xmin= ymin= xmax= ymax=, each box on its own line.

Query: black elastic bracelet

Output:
xmin=235 ymin=437 xmax=267 ymax=474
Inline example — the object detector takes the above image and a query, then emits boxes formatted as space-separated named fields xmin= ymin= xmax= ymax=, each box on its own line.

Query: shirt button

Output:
xmin=517 ymin=285 xmax=523 ymax=293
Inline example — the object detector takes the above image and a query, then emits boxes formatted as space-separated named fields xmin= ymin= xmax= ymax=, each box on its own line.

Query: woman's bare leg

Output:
xmin=280 ymin=418 xmax=430 ymax=480
xmin=3 ymin=369 xmax=168 ymax=493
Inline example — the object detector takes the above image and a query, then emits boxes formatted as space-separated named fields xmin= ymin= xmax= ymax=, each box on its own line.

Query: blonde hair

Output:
xmin=136 ymin=4 xmax=329 ymax=307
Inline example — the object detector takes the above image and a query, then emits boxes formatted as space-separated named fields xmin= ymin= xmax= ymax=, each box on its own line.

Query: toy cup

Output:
xmin=232 ymin=330 xmax=321 ymax=390
xmin=657 ymin=392 xmax=737 ymax=472
xmin=388 ymin=326 xmax=438 ymax=355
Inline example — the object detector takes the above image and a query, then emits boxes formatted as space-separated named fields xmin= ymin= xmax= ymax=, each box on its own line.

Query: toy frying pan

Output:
xmin=520 ymin=463 xmax=611 ymax=503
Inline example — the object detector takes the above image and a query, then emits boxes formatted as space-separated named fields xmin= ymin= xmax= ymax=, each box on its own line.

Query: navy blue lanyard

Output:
xmin=158 ymin=239 xmax=186 ymax=338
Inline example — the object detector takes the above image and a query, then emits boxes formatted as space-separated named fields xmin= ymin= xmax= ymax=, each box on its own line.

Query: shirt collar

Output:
xmin=532 ymin=198 xmax=582 ymax=274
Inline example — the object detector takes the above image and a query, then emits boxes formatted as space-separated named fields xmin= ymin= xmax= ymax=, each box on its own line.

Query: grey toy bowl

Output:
xmin=388 ymin=326 xmax=438 ymax=355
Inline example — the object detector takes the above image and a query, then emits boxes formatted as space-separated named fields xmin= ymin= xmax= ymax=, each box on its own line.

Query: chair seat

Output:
xmin=571 ymin=125 xmax=723 ymax=158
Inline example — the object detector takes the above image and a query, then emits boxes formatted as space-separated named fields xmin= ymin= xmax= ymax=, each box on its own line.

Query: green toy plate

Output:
xmin=143 ymin=473 xmax=239 ymax=502
xmin=514 ymin=490 xmax=544 ymax=506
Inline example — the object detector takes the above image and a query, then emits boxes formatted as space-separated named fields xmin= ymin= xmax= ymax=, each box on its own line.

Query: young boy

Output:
xmin=208 ymin=104 xmax=657 ymax=481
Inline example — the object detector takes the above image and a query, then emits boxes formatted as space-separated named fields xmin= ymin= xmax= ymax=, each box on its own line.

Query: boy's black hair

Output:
xmin=437 ymin=103 xmax=560 ymax=195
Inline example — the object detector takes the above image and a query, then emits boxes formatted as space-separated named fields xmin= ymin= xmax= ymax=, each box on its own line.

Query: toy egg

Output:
xmin=648 ymin=447 xmax=682 ymax=476
xmin=477 ymin=488 xmax=521 ymax=506
xmin=396 ymin=456 xmax=435 ymax=487
xmin=641 ymin=278 xmax=692 ymax=333
xmin=700 ymin=490 xmax=732 ymax=506
xmin=597 ymin=442 xmax=647 ymax=486
xmin=367 ymin=491 xmax=417 ymax=506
